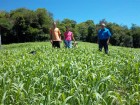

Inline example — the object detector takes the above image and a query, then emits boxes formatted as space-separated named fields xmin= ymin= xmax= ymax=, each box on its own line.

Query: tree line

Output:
xmin=0 ymin=8 xmax=140 ymax=48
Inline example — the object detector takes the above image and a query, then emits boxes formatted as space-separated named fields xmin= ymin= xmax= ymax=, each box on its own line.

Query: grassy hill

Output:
xmin=0 ymin=42 xmax=140 ymax=105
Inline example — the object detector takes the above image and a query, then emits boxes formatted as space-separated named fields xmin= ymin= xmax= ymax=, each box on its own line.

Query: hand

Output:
xmin=50 ymin=40 xmax=53 ymax=44
xmin=107 ymin=40 xmax=109 ymax=44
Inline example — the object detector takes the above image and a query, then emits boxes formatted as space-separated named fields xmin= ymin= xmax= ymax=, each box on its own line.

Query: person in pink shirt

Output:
xmin=64 ymin=26 xmax=76 ymax=48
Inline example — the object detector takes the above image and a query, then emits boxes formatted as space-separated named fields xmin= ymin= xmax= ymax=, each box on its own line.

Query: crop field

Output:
xmin=0 ymin=42 xmax=140 ymax=105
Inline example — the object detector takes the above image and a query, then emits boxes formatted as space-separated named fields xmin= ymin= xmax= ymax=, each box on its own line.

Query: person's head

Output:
xmin=66 ymin=26 xmax=70 ymax=31
xmin=100 ymin=23 xmax=106 ymax=28
xmin=53 ymin=21 xmax=57 ymax=28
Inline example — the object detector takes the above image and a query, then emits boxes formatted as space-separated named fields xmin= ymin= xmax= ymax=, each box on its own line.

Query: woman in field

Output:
xmin=64 ymin=26 xmax=76 ymax=48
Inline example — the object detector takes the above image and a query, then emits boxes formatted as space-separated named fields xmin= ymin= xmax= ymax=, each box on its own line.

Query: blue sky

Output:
xmin=0 ymin=0 xmax=140 ymax=28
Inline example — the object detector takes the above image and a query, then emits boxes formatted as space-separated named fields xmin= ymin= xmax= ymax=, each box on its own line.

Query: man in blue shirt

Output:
xmin=97 ymin=23 xmax=111 ymax=54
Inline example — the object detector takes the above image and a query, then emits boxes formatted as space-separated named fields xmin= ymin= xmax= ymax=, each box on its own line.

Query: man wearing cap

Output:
xmin=97 ymin=23 xmax=111 ymax=54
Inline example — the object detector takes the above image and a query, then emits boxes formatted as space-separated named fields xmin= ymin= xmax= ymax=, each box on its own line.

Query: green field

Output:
xmin=0 ymin=42 xmax=140 ymax=105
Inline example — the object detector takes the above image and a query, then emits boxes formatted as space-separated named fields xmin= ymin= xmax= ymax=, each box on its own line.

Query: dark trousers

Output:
xmin=52 ymin=41 xmax=60 ymax=48
xmin=99 ymin=39 xmax=108 ymax=54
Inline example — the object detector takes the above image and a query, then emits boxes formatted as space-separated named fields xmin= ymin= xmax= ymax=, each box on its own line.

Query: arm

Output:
xmin=58 ymin=29 xmax=61 ymax=41
xmin=107 ymin=37 xmax=110 ymax=44
xmin=72 ymin=33 xmax=76 ymax=42
xmin=107 ymin=29 xmax=111 ymax=44
xmin=50 ymin=29 xmax=53 ymax=43
xmin=97 ymin=31 xmax=99 ymax=44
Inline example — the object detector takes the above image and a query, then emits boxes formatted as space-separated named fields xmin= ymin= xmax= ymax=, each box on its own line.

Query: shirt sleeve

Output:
xmin=97 ymin=30 xmax=100 ymax=37
xmin=108 ymin=29 xmax=111 ymax=37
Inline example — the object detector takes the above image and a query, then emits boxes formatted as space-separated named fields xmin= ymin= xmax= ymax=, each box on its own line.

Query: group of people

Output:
xmin=50 ymin=21 xmax=111 ymax=54
xmin=50 ymin=22 xmax=76 ymax=48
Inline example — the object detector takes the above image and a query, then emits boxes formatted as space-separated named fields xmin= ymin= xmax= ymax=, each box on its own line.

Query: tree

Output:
xmin=1 ymin=8 xmax=140 ymax=48
xmin=0 ymin=11 xmax=13 ymax=44
xmin=131 ymin=24 xmax=140 ymax=48
xmin=76 ymin=23 xmax=88 ymax=41
xmin=10 ymin=8 xmax=53 ymax=42
xmin=85 ymin=20 xmax=96 ymax=42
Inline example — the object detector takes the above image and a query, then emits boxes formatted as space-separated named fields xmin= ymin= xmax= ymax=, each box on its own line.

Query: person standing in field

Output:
xmin=97 ymin=23 xmax=111 ymax=54
xmin=50 ymin=22 xmax=61 ymax=48
xmin=64 ymin=26 xmax=76 ymax=48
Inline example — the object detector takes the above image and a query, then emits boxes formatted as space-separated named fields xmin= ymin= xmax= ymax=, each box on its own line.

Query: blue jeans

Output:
xmin=64 ymin=40 xmax=72 ymax=48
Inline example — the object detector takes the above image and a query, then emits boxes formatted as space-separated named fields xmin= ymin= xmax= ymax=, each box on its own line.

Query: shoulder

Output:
xmin=98 ymin=29 xmax=101 ymax=32
xmin=56 ymin=27 xmax=60 ymax=30
xmin=52 ymin=27 xmax=59 ymax=31
xmin=68 ymin=31 xmax=73 ymax=35
xmin=69 ymin=31 xmax=73 ymax=34
xmin=105 ymin=28 xmax=109 ymax=31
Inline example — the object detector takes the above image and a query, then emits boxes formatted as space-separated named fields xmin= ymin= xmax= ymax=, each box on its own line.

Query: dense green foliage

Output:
xmin=0 ymin=8 xmax=140 ymax=47
xmin=0 ymin=42 xmax=139 ymax=105
xmin=0 ymin=8 xmax=53 ymax=43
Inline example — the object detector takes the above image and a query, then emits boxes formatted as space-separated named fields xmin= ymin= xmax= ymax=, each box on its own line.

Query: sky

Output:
xmin=0 ymin=0 xmax=140 ymax=28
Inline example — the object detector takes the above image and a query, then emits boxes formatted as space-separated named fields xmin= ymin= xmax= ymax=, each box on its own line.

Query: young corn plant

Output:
xmin=0 ymin=42 xmax=140 ymax=105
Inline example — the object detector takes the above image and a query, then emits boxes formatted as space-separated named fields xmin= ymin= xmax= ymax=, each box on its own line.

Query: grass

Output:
xmin=0 ymin=41 xmax=140 ymax=105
